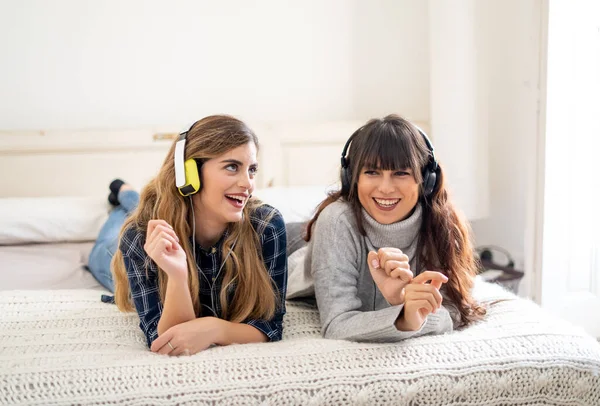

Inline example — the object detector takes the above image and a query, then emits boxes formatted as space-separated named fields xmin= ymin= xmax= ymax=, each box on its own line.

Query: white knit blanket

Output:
xmin=1 ymin=280 xmax=599 ymax=406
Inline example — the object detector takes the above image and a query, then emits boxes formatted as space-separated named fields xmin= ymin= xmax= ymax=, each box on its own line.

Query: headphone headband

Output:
xmin=340 ymin=127 xmax=363 ymax=169
xmin=174 ymin=131 xmax=188 ymax=188
xmin=413 ymin=125 xmax=438 ymax=172
xmin=174 ymin=121 xmax=202 ymax=196
xmin=340 ymin=124 xmax=438 ymax=170
xmin=340 ymin=120 xmax=439 ymax=198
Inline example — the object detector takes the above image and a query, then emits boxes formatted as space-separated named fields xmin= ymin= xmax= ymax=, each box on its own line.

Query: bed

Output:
xmin=1 ymin=123 xmax=599 ymax=405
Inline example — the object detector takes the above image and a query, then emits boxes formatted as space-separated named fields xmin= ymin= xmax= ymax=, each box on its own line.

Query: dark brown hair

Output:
xmin=306 ymin=114 xmax=485 ymax=327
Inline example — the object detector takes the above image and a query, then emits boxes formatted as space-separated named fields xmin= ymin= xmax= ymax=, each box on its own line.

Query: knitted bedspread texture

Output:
xmin=1 ymin=280 xmax=599 ymax=405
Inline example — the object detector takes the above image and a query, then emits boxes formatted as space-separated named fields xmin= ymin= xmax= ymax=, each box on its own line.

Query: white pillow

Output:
xmin=253 ymin=186 xmax=332 ymax=223
xmin=0 ymin=197 xmax=109 ymax=245
xmin=286 ymin=246 xmax=314 ymax=299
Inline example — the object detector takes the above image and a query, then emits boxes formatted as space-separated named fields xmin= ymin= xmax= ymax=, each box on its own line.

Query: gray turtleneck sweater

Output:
xmin=305 ymin=200 xmax=455 ymax=342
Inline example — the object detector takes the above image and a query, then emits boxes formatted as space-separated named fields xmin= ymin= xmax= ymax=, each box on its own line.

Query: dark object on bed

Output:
xmin=479 ymin=259 xmax=524 ymax=294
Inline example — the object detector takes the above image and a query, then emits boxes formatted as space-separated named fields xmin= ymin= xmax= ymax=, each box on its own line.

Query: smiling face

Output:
xmin=357 ymin=166 xmax=420 ymax=224
xmin=344 ymin=117 xmax=431 ymax=225
xmin=192 ymin=142 xmax=258 ymax=229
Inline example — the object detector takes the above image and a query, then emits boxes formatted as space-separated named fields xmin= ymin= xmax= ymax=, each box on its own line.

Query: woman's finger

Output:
xmin=157 ymin=340 xmax=176 ymax=355
xmin=407 ymin=289 xmax=438 ymax=310
xmin=384 ymin=260 xmax=410 ymax=276
xmin=146 ymin=233 xmax=180 ymax=260
xmin=368 ymin=251 xmax=381 ymax=271
xmin=412 ymin=271 xmax=448 ymax=285
xmin=149 ymin=224 xmax=179 ymax=246
xmin=157 ymin=232 xmax=180 ymax=252
xmin=144 ymin=235 xmax=163 ymax=258
xmin=155 ymin=239 xmax=173 ymax=257
xmin=152 ymin=239 xmax=182 ymax=264
xmin=151 ymin=329 xmax=174 ymax=353
xmin=406 ymin=284 xmax=443 ymax=307
xmin=170 ymin=345 xmax=190 ymax=356
xmin=422 ymin=292 xmax=439 ymax=312
xmin=430 ymin=279 xmax=444 ymax=290
xmin=147 ymin=220 xmax=173 ymax=240
xmin=390 ymin=267 xmax=413 ymax=282
xmin=145 ymin=225 xmax=173 ymax=253
xmin=146 ymin=220 xmax=157 ymax=240
xmin=407 ymin=299 xmax=434 ymax=315
xmin=378 ymin=249 xmax=408 ymax=270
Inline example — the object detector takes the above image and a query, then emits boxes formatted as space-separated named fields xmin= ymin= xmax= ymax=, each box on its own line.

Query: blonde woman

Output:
xmin=91 ymin=115 xmax=287 ymax=355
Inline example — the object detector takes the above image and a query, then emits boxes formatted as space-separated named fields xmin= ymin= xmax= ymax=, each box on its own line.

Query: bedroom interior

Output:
xmin=1 ymin=0 xmax=599 ymax=404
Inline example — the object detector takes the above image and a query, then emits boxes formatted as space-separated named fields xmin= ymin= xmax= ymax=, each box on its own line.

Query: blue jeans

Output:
xmin=88 ymin=190 xmax=139 ymax=292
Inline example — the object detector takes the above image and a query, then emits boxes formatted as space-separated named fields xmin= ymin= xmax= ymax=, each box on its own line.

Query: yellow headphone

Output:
xmin=174 ymin=127 xmax=201 ymax=196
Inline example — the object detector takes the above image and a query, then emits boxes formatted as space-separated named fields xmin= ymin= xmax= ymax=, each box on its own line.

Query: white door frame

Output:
xmin=526 ymin=0 xmax=600 ymax=338
xmin=524 ymin=0 xmax=548 ymax=306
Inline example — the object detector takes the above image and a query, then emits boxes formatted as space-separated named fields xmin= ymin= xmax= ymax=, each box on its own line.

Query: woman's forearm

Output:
xmin=214 ymin=320 xmax=268 ymax=346
xmin=157 ymin=277 xmax=196 ymax=335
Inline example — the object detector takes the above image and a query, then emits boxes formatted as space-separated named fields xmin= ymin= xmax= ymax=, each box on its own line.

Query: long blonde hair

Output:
xmin=112 ymin=115 xmax=277 ymax=322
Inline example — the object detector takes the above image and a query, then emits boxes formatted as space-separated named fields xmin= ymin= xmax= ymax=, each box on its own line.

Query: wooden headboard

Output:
xmin=0 ymin=129 xmax=176 ymax=198
xmin=0 ymin=120 xmax=430 ymax=198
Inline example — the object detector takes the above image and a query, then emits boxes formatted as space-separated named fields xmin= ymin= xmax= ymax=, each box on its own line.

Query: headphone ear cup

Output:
xmin=340 ymin=165 xmax=351 ymax=195
xmin=428 ymin=170 xmax=437 ymax=196
xmin=178 ymin=159 xmax=201 ymax=196
xmin=422 ymin=168 xmax=436 ymax=197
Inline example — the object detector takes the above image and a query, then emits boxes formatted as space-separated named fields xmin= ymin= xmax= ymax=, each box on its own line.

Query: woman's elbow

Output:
xmin=321 ymin=323 xmax=350 ymax=341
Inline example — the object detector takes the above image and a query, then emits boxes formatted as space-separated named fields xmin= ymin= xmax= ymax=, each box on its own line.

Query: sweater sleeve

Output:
xmin=310 ymin=206 xmax=453 ymax=342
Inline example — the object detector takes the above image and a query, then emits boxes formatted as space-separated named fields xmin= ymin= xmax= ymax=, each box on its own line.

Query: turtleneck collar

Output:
xmin=361 ymin=203 xmax=422 ymax=251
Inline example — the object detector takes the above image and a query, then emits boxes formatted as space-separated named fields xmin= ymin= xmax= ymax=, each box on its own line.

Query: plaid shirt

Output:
xmin=119 ymin=205 xmax=287 ymax=347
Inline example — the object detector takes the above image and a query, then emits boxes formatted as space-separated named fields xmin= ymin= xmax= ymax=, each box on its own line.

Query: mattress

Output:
xmin=2 ymin=280 xmax=599 ymax=405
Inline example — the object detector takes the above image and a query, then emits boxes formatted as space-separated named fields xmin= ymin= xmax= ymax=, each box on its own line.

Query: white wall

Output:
xmin=0 ymin=0 xmax=429 ymax=130
xmin=428 ymin=0 xmax=490 ymax=222
xmin=0 ymin=0 xmax=541 ymax=293
xmin=470 ymin=0 xmax=542 ymax=293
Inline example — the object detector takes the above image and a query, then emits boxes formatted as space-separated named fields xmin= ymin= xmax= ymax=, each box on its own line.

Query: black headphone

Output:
xmin=476 ymin=245 xmax=516 ymax=269
xmin=340 ymin=123 xmax=439 ymax=198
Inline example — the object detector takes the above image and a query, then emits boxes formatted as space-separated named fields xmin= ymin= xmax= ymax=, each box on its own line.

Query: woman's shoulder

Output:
xmin=249 ymin=203 xmax=285 ymax=234
xmin=321 ymin=199 xmax=353 ymax=216
xmin=316 ymin=199 xmax=355 ymax=228
xmin=119 ymin=223 xmax=146 ymax=257
xmin=309 ymin=199 xmax=359 ymax=241
xmin=121 ymin=222 xmax=143 ymax=240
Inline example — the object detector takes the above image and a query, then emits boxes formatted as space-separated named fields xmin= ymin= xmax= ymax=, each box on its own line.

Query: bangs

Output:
xmin=358 ymin=124 xmax=420 ymax=172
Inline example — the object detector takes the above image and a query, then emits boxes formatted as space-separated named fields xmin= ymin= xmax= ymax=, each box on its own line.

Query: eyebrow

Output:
xmin=220 ymin=159 xmax=258 ymax=167
xmin=364 ymin=166 xmax=411 ymax=171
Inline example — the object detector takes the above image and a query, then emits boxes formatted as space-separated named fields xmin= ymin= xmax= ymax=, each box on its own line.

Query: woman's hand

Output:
xmin=395 ymin=271 xmax=448 ymax=331
xmin=368 ymin=248 xmax=413 ymax=305
xmin=144 ymin=219 xmax=188 ymax=282
xmin=151 ymin=317 xmax=224 ymax=356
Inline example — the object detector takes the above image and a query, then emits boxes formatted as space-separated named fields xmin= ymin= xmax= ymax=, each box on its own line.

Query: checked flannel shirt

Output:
xmin=119 ymin=204 xmax=287 ymax=347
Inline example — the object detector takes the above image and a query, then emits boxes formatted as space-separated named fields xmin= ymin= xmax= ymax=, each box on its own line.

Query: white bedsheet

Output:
xmin=0 ymin=242 xmax=103 ymax=290
xmin=1 ymin=280 xmax=599 ymax=405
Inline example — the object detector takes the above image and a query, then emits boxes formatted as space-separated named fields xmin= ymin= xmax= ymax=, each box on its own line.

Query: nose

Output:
xmin=377 ymin=174 xmax=395 ymax=195
xmin=238 ymin=170 xmax=252 ymax=191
